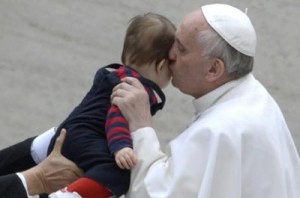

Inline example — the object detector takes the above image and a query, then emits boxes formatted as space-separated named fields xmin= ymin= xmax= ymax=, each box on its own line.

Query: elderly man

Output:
xmin=112 ymin=4 xmax=300 ymax=198
xmin=1 ymin=4 xmax=299 ymax=198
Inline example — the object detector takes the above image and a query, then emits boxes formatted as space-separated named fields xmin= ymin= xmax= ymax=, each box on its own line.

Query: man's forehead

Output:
xmin=183 ymin=9 xmax=207 ymax=27
xmin=179 ymin=11 xmax=208 ymax=36
xmin=176 ymin=18 xmax=201 ymax=46
xmin=175 ymin=26 xmax=188 ymax=47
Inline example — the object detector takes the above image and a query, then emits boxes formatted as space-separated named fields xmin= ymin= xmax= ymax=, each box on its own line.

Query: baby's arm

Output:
xmin=114 ymin=147 xmax=137 ymax=170
xmin=105 ymin=105 xmax=137 ymax=170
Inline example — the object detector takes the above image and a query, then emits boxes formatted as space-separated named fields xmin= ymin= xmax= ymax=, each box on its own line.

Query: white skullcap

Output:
xmin=202 ymin=4 xmax=257 ymax=57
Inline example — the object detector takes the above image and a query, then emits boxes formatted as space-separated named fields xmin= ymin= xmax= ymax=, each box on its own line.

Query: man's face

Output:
xmin=168 ymin=10 xmax=213 ymax=98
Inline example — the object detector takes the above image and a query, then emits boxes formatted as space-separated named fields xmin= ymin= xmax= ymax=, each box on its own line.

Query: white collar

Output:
xmin=192 ymin=74 xmax=252 ymax=117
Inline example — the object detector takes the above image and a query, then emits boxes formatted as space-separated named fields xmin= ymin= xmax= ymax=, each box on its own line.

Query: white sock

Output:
xmin=49 ymin=188 xmax=82 ymax=198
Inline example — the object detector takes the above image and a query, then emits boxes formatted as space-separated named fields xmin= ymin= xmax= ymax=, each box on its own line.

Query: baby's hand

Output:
xmin=115 ymin=147 xmax=137 ymax=170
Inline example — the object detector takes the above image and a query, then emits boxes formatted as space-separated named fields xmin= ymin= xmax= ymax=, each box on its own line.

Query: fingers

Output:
xmin=116 ymin=158 xmax=125 ymax=170
xmin=115 ymin=148 xmax=138 ymax=170
xmin=116 ymin=154 xmax=130 ymax=170
xmin=111 ymin=77 xmax=146 ymax=106
xmin=52 ymin=128 xmax=66 ymax=154
xmin=111 ymin=85 xmax=129 ymax=100
xmin=116 ymin=155 xmax=134 ymax=170
xmin=121 ymin=77 xmax=144 ymax=89
xmin=112 ymin=80 xmax=134 ymax=96
xmin=112 ymin=77 xmax=143 ymax=93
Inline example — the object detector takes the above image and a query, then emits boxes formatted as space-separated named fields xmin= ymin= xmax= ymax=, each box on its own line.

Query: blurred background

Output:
xmin=0 ymin=0 xmax=299 ymax=154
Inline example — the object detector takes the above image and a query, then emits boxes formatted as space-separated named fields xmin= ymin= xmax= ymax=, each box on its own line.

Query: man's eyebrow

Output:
xmin=175 ymin=37 xmax=186 ymax=49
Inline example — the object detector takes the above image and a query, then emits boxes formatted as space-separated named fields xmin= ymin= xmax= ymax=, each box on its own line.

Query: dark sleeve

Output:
xmin=105 ymin=105 xmax=132 ymax=154
xmin=0 ymin=173 xmax=28 ymax=198
xmin=0 ymin=137 xmax=36 ymax=175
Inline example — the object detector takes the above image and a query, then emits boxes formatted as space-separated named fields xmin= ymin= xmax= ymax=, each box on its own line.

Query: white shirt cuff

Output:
xmin=16 ymin=173 xmax=39 ymax=198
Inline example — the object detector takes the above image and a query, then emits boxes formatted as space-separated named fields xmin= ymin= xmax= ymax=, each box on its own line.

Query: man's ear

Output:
xmin=206 ymin=58 xmax=226 ymax=82
xmin=156 ymin=59 xmax=166 ymax=71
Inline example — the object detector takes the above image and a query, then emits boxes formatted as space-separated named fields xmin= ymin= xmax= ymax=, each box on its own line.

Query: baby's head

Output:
xmin=121 ymin=13 xmax=176 ymax=88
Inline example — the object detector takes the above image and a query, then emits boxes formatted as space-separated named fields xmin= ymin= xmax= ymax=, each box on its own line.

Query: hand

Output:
xmin=22 ymin=129 xmax=83 ymax=195
xmin=115 ymin=147 xmax=137 ymax=170
xmin=111 ymin=77 xmax=152 ymax=131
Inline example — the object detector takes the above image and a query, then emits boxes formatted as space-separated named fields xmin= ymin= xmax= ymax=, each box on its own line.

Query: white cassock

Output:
xmin=126 ymin=74 xmax=300 ymax=198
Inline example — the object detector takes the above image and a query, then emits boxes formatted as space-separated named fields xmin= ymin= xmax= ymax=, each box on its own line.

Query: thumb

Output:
xmin=52 ymin=128 xmax=66 ymax=154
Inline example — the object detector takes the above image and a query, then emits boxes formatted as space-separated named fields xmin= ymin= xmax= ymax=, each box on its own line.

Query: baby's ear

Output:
xmin=157 ymin=59 xmax=166 ymax=71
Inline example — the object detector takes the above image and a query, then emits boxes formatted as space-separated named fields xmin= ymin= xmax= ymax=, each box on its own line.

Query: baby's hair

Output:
xmin=121 ymin=12 xmax=176 ymax=66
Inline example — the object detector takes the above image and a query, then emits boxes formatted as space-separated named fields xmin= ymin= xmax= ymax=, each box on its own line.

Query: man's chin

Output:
xmin=170 ymin=79 xmax=188 ymax=95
